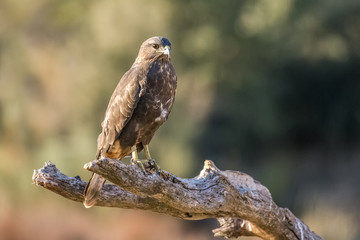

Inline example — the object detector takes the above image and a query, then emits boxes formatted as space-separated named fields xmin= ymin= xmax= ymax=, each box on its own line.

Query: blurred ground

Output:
xmin=0 ymin=0 xmax=360 ymax=239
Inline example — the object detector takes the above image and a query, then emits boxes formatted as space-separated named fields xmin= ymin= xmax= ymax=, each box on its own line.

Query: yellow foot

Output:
xmin=131 ymin=158 xmax=161 ymax=175
xmin=130 ymin=145 xmax=161 ymax=175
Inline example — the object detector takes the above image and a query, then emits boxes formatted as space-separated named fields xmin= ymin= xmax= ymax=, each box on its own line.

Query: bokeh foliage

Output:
xmin=0 ymin=0 xmax=359 ymax=239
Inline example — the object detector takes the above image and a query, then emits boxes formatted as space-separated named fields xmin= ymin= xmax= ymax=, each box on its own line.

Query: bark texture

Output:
xmin=32 ymin=159 xmax=322 ymax=240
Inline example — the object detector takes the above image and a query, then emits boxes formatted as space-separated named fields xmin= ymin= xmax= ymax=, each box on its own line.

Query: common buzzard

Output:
xmin=84 ymin=36 xmax=177 ymax=208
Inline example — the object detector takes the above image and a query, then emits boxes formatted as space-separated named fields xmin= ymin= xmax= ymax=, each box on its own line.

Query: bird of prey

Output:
xmin=83 ymin=36 xmax=177 ymax=208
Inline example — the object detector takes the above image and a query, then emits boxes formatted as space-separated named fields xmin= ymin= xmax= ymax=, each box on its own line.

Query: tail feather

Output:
xmin=83 ymin=173 xmax=106 ymax=208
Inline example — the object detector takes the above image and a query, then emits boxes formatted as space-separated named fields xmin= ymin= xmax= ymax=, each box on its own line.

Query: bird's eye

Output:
xmin=153 ymin=44 xmax=160 ymax=49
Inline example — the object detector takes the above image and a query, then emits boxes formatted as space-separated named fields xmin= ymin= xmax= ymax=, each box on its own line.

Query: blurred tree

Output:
xmin=169 ymin=1 xmax=360 ymax=239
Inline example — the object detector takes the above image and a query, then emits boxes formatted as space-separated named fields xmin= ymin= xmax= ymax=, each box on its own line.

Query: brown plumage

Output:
xmin=83 ymin=36 xmax=177 ymax=208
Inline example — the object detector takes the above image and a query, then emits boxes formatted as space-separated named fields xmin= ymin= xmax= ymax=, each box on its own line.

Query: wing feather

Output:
xmin=96 ymin=66 xmax=146 ymax=158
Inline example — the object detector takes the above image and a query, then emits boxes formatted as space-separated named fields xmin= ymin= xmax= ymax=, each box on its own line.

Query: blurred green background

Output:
xmin=1 ymin=0 xmax=359 ymax=239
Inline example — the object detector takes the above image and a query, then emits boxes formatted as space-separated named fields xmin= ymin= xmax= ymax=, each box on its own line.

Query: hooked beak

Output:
xmin=161 ymin=45 xmax=170 ymax=56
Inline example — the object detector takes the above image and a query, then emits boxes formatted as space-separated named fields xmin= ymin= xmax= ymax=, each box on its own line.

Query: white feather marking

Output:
xmin=154 ymin=104 xmax=168 ymax=122
xmin=165 ymin=97 xmax=173 ymax=105
xmin=161 ymin=108 xmax=168 ymax=118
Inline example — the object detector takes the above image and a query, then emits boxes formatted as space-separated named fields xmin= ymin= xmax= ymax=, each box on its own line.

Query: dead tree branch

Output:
xmin=32 ymin=159 xmax=322 ymax=240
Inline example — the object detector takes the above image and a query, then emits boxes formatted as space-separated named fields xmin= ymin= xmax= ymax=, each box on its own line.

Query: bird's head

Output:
xmin=136 ymin=36 xmax=172 ymax=63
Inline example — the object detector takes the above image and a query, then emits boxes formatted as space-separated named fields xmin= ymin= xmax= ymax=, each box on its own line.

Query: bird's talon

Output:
xmin=147 ymin=159 xmax=155 ymax=167
xmin=131 ymin=158 xmax=161 ymax=175
xmin=137 ymin=161 xmax=146 ymax=173
xmin=150 ymin=160 xmax=161 ymax=175
xmin=131 ymin=159 xmax=146 ymax=172
xmin=140 ymin=162 xmax=146 ymax=172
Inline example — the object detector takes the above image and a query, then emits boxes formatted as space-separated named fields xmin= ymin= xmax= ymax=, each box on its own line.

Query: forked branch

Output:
xmin=32 ymin=159 xmax=322 ymax=240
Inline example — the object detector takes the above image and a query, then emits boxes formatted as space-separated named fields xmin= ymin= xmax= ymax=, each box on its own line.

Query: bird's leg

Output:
xmin=130 ymin=145 xmax=161 ymax=174
xmin=131 ymin=146 xmax=146 ymax=172
xmin=144 ymin=144 xmax=161 ymax=174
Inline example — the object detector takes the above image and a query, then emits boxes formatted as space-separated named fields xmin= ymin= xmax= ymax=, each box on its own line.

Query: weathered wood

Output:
xmin=32 ymin=159 xmax=322 ymax=240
